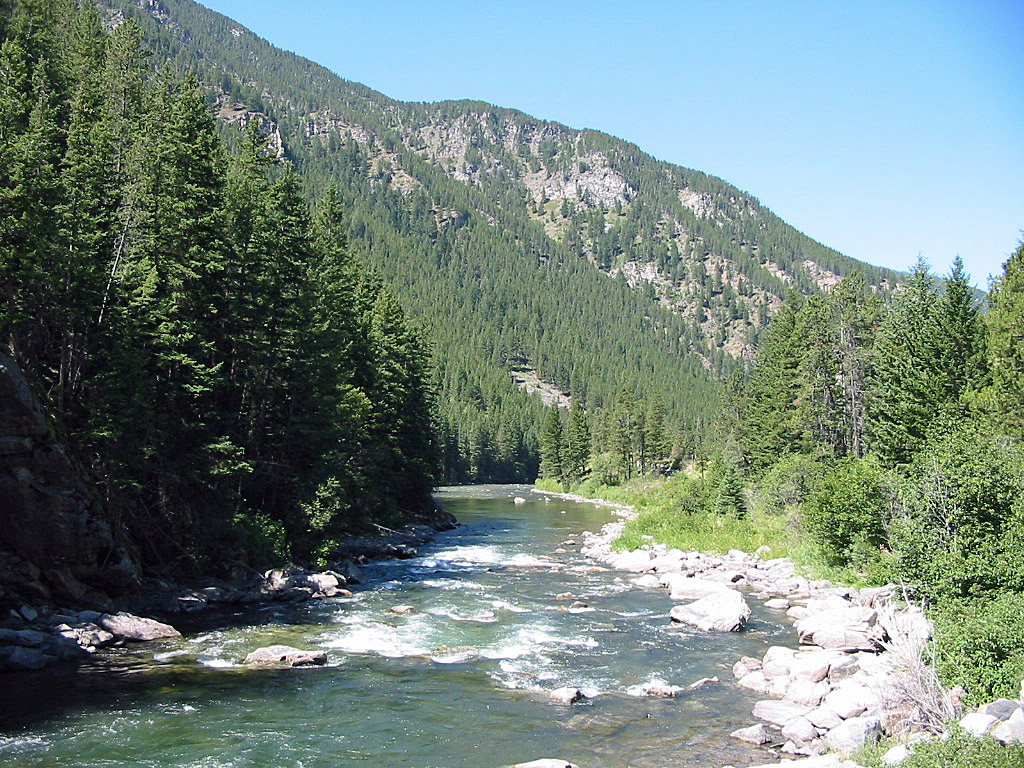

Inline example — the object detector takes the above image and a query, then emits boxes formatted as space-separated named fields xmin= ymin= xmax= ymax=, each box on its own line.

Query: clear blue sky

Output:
xmin=200 ymin=0 xmax=1023 ymax=287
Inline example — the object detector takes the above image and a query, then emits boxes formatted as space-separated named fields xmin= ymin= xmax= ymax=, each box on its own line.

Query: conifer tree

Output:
xmin=562 ymin=399 xmax=590 ymax=485
xmin=868 ymin=259 xmax=943 ymax=465
xmin=936 ymin=255 xmax=985 ymax=403
xmin=539 ymin=406 xmax=563 ymax=480
xmin=983 ymin=241 xmax=1024 ymax=436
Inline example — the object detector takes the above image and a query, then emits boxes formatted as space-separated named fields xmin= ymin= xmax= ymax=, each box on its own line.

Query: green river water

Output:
xmin=0 ymin=485 xmax=792 ymax=768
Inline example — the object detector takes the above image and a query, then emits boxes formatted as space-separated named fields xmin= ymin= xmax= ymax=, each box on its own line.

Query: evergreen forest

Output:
xmin=0 ymin=1 xmax=436 ymax=572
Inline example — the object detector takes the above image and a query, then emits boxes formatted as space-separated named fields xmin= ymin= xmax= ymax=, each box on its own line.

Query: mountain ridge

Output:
xmin=100 ymin=0 xmax=903 ymax=481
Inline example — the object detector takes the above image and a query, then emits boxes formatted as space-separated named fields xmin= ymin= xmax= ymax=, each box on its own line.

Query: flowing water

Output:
xmin=0 ymin=485 xmax=791 ymax=768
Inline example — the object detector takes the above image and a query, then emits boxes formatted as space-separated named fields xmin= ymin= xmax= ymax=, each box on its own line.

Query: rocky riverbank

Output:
xmin=0 ymin=512 xmax=456 ymax=673
xmin=538 ymin=487 xmax=1022 ymax=768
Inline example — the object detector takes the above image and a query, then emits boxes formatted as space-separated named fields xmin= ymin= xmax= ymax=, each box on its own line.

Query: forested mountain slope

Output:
xmin=99 ymin=0 xmax=902 ymax=482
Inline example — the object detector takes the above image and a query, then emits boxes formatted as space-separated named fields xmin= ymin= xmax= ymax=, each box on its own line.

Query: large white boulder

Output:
xmin=752 ymin=698 xmax=814 ymax=726
xmin=669 ymin=588 xmax=750 ymax=632
xmin=823 ymin=715 xmax=882 ymax=755
xmin=663 ymin=574 xmax=734 ymax=601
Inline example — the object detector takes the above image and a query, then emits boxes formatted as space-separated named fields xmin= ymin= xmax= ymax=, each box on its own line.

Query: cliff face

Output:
xmin=0 ymin=354 xmax=139 ymax=610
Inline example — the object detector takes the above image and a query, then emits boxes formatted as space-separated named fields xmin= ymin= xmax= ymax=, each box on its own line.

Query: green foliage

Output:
xmin=980 ymin=240 xmax=1024 ymax=436
xmin=754 ymin=452 xmax=827 ymax=515
xmin=933 ymin=595 xmax=1024 ymax=707
xmin=888 ymin=417 xmax=1024 ymax=601
xmin=801 ymin=456 xmax=888 ymax=569
xmin=858 ymin=729 xmax=1024 ymax=768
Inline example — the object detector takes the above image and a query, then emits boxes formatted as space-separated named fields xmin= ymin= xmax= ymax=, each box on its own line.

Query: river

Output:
xmin=0 ymin=485 xmax=791 ymax=768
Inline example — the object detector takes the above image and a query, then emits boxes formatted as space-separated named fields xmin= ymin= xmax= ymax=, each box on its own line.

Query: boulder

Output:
xmin=762 ymin=645 xmax=798 ymax=678
xmin=822 ymin=681 xmax=876 ymax=720
xmin=243 ymin=645 xmax=327 ymax=667
xmin=669 ymin=589 xmax=750 ymax=632
xmin=508 ymin=761 xmax=578 ymax=768
xmin=785 ymin=678 xmax=831 ymax=708
xmin=789 ymin=650 xmax=834 ymax=683
xmin=980 ymin=698 xmax=1022 ymax=721
xmin=1 ymin=645 xmax=50 ymax=670
xmin=991 ymin=707 xmax=1024 ymax=744
xmin=824 ymin=715 xmax=882 ymax=755
xmin=881 ymin=744 xmax=911 ymax=766
xmin=664 ymin=574 xmax=733 ymax=601
xmin=959 ymin=711 xmax=998 ymax=736
xmin=389 ymin=605 xmax=416 ymax=615
xmin=638 ymin=680 xmax=683 ymax=697
xmin=549 ymin=687 xmax=586 ymax=705
xmin=807 ymin=703 xmax=844 ymax=730
xmin=98 ymin=612 xmax=180 ymax=642
xmin=796 ymin=607 xmax=881 ymax=651
xmin=781 ymin=715 xmax=819 ymax=744
xmin=730 ymin=723 xmax=772 ymax=745
xmin=764 ymin=598 xmax=791 ymax=610
xmin=733 ymin=656 xmax=762 ymax=678
xmin=752 ymin=699 xmax=813 ymax=726
xmin=737 ymin=671 xmax=775 ymax=694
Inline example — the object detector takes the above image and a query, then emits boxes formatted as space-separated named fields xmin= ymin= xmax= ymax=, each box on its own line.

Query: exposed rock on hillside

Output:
xmin=0 ymin=354 xmax=138 ymax=610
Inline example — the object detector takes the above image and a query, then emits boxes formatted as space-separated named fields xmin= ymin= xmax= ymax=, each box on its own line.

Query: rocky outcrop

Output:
xmin=0 ymin=608 xmax=182 ymax=671
xmin=0 ymin=353 xmax=138 ymax=611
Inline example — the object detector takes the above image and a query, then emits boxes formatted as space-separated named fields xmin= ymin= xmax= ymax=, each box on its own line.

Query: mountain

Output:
xmin=99 ymin=0 xmax=903 ymax=482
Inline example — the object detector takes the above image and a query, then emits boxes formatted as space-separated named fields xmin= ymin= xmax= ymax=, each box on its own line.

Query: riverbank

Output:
xmin=533 ymin=486 xmax=984 ymax=768
xmin=0 ymin=510 xmax=457 ymax=673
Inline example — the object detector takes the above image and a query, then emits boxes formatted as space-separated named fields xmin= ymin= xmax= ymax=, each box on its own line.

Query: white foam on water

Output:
xmin=322 ymin=614 xmax=435 ymax=658
xmin=429 ymin=649 xmax=477 ymax=664
xmin=490 ymin=599 xmax=531 ymax=613
xmin=153 ymin=649 xmax=190 ymax=661
xmin=421 ymin=578 xmax=486 ymax=591
xmin=198 ymin=658 xmax=239 ymax=669
xmin=0 ymin=736 xmax=49 ymax=751
xmin=426 ymin=606 xmax=498 ymax=623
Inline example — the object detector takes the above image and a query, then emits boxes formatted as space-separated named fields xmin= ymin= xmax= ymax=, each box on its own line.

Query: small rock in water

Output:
xmin=389 ymin=605 xmax=416 ymax=615
xmin=508 ymin=761 xmax=579 ymax=768
xmin=549 ymin=687 xmax=586 ymax=705
xmin=568 ymin=601 xmax=589 ymax=609
xmin=688 ymin=676 xmax=719 ymax=689
xmin=555 ymin=592 xmax=574 ymax=600
xmin=730 ymin=723 xmax=772 ymax=745
xmin=243 ymin=645 xmax=327 ymax=667
xmin=98 ymin=612 xmax=181 ymax=642
xmin=638 ymin=680 xmax=683 ymax=698
xmin=513 ymin=497 xmax=527 ymax=505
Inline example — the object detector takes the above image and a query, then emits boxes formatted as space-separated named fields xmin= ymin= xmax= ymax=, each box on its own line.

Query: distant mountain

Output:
xmin=99 ymin=0 xmax=902 ymax=481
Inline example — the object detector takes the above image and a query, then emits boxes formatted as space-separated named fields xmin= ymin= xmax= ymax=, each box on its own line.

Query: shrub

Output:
xmin=801 ymin=456 xmax=887 ymax=568
xmin=894 ymin=727 xmax=1024 ymax=768
xmin=888 ymin=419 xmax=1024 ymax=601
xmin=933 ymin=593 xmax=1024 ymax=707
xmin=755 ymin=452 xmax=826 ymax=515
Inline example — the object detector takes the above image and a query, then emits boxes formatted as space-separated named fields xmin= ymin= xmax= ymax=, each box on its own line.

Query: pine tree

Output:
xmin=539 ymin=406 xmax=563 ymax=481
xmin=742 ymin=290 xmax=804 ymax=472
xmin=562 ymin=398 xmax=590 ymax=485
xmin=936 ymin=255 xmax=985 ymax=403
xmin=868 ymin=259 xmax=944 ymax=466
xmin=982 ymin=240 xmax=1024 ymax=436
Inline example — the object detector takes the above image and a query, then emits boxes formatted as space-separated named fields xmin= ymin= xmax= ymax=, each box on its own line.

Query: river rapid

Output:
xmin=0 ymin=485 xmax=793 ymax=768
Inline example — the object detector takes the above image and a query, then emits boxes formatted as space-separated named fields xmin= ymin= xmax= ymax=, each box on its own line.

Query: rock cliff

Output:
xmin=0 ymin=353 xmax=139 ymax=611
